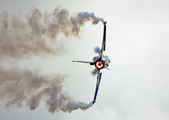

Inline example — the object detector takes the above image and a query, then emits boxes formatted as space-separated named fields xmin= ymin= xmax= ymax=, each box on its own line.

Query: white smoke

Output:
xmin=0 ymin=7 xmax=103 ymax=113
xmin=66 ymin=102 xmax=93 ymax=113
xmin=0 ymin=8 xmax=104 ymax=60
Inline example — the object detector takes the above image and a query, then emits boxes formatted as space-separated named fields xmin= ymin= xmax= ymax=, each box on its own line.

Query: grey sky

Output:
xmin=0 ymin=0 xmax=169 ymax=120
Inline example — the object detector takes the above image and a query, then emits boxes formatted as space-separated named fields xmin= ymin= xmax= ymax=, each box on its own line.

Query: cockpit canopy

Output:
xmin=101 ymin=55 xmax=109 ymax=61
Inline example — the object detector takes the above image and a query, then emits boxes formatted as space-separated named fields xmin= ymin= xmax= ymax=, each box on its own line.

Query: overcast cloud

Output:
xmin=0 ymin=0 xmax=169 ymax=120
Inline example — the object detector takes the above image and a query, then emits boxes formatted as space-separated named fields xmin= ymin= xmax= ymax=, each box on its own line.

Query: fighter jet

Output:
xmin=72 ymin=21 xmax=110 ymax=104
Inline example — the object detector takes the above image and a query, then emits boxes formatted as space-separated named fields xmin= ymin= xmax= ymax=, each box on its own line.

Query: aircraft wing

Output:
xmin=92 ymin=70 xmax=102 ymax=104
xmin=99 ymin=21 xmax=107 ymax=58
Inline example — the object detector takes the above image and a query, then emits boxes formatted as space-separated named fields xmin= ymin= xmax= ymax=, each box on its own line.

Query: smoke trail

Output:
xmin=0 ymin=7 xmax=103 ymax=113
xmin=0 ymin=66 xmax=92 ymax=113
xmin=0 ymin=7 xmax=104 ymax=60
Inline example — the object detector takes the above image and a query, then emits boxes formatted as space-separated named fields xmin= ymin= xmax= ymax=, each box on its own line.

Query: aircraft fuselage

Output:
xmin=72 ymin=21 xmax=109 ymax=104
xmin=91 ymin=55 xmax=110 ymax=70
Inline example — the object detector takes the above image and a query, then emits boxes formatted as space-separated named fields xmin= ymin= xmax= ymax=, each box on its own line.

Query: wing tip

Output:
xmin=104 ymin=21 xmax=107 ymax=25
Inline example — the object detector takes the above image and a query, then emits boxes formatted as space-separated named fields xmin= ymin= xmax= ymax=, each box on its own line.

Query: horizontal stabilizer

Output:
xmin=105 ymin=68 xmax=110 ymax=70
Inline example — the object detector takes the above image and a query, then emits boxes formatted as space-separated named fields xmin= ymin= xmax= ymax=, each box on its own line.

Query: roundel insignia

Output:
xmin=96 ymin=61 xmax=103 ymax=69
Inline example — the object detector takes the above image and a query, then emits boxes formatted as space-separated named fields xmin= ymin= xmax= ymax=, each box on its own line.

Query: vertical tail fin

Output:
xmin=72 ymin=60 xmax=92 ymax=64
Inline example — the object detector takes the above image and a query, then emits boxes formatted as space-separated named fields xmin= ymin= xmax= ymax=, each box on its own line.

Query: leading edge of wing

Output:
xmin=92 ymin=70 xmax=102 ymax=104
xmin=99 ymin=21 xmax=107 ymax=58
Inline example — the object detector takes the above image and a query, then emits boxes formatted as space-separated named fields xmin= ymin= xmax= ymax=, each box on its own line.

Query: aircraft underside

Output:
xmin=72 ymin=21 xmax=110 ymax=104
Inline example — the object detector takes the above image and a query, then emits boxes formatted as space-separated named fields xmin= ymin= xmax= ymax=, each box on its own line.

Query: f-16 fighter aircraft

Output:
xmin=72 ymin=21 xmax=110 ymax=104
